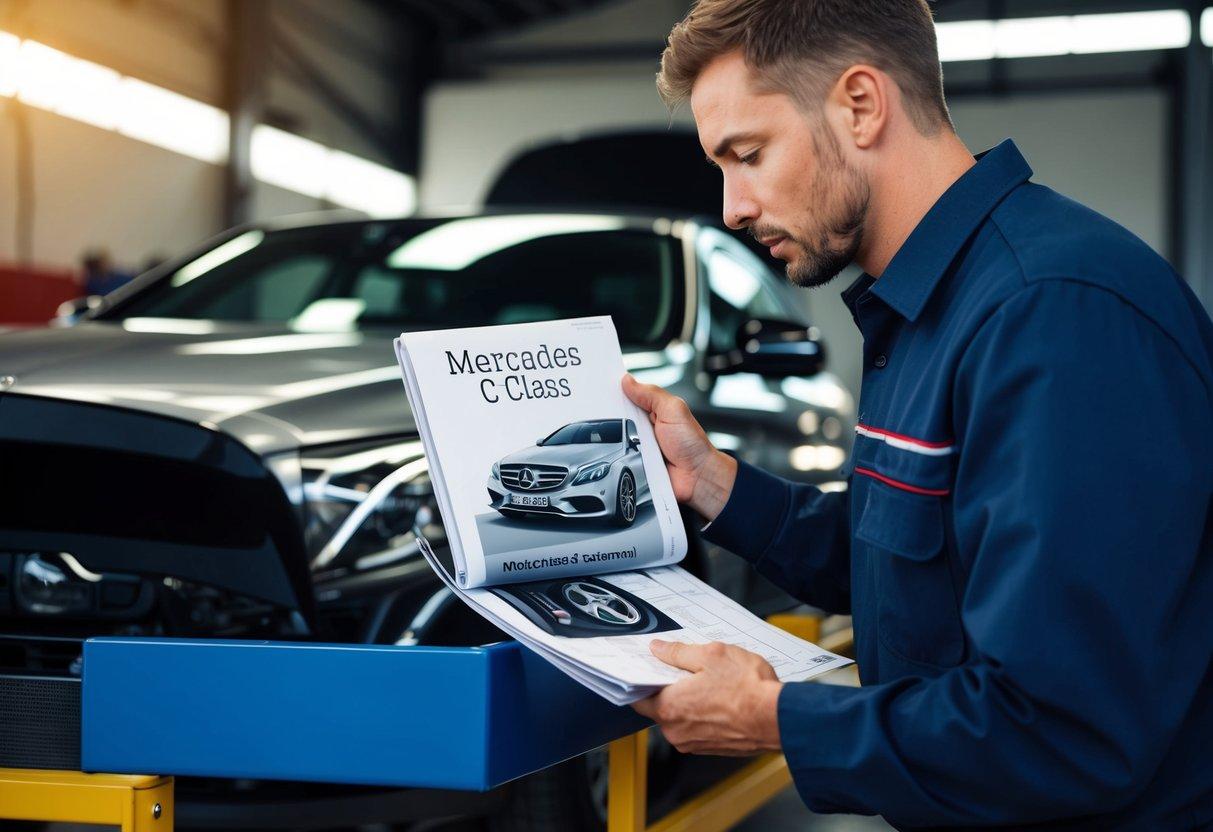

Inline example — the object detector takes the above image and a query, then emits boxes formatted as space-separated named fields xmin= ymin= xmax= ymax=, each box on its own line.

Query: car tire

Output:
xmin=490 ymin=739 xmax=683 ymax=832
xmin=611 ymin=470 xmax=637 ymax=527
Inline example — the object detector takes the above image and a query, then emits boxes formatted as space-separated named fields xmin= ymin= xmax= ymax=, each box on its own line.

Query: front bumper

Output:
xmin=487 ymin=477 xmax=612 ymax=518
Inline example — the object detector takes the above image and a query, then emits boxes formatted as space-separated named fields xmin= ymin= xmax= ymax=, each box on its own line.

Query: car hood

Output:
xmin=499 ymin=442 xmax=622 ymax=469
xmin=0 ymin=322 xmax=415 ymax=454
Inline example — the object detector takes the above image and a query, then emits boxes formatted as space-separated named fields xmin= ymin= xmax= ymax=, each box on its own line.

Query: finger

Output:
xmin=621 ymin=373 xmax=655 ymax=410
xmin=650 ymin=639 xmax=707 ymax=672
xmin=631 ymin=694 xmax=660 ymax=720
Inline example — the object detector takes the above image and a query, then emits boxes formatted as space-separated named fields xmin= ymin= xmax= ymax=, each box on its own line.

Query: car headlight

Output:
xmin=491 ymin=461 xmax=501 ymax=480
xmin=271 ymin=439 xmax=439 ymax=572
xmin=572 ymin=461 xmax=611 ymax=485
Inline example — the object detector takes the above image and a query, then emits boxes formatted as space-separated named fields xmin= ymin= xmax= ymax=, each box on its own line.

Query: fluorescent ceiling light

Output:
xmin=0 ymin=30 xmax=229 ymax=164
xmin=117 ymin=77 xmax=229 ymax=164
xmin=936 ymin=9 xmax=1192 ymax=62
xmin=0 ymin=29 xmax=413 ymax=214
xmin=251 ymin=124 xmax=330 ymax=198
xmin=253 ymin=127 xmax=417 ymax=216
xmin=995 ymin=16 xmax=1075 ymax=58
xmin=326 ymin=150 xmax=417 ymax=218
xmin=170 ymin=230 xmax=265 ymax=286
xmin=14 ymin=40 xmax=121 ymax=130
xmin=388 ymin=214 xmax=626 ymax=270
xmin=1071 ymin=10 xmax=1191 ymax=53
xmin=1203 ymin=8 xmax=1213 ymax=46
xmin=0 ymin=31 xmax=18 ymax=96
xmin=935 ymin=20 xmax=997 ymax=62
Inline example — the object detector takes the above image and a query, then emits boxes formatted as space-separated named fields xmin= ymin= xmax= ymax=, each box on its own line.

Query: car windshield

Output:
xmin=106 ymin=215 xmax=683 ymax=349
xmin=541 ymin=420 xmax=622 ymax=445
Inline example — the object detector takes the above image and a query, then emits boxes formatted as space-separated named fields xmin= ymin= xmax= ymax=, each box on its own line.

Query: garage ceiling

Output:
xmin=371 ymin=0 xmax=619 ymax=40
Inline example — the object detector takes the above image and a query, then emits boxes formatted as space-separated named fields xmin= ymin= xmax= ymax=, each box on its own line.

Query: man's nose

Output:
xmin=722 ymin=177 xmax=759 ymax=230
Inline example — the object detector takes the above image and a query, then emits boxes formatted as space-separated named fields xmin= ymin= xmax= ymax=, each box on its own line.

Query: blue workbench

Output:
xmin=82 ymin=638 xmax=647 ymax=790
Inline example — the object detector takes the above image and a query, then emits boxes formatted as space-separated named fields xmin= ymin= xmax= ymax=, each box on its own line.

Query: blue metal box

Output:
xmin=82 ymin=638 xmax=647 ymax=790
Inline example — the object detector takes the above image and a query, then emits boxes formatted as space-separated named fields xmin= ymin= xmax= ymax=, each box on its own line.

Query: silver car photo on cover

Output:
xmin=487 ymin=418 xmax=650 ymax=526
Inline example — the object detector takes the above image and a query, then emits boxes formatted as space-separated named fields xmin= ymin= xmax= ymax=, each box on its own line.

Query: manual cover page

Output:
xmin=398 ymin=316 xmax=686 ymax=588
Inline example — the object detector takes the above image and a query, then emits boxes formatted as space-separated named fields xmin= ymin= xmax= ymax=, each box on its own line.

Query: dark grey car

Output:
xmin=0 ymin=210 xmax=853 ymax=830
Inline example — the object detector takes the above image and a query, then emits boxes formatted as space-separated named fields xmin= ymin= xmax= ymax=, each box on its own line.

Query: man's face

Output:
xmin=691 ymin=51 xmax=869 ymax=288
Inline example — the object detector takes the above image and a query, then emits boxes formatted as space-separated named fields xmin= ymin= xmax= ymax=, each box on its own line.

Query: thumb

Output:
xmin=621 ymin=373 xmax=655 ymax=411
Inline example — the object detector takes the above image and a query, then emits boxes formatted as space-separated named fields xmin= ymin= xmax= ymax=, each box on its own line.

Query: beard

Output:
xmin=752 ymin=126 xmax=870 ymax=289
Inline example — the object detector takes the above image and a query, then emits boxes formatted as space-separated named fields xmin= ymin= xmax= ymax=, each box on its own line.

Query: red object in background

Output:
xmin=0 ymin=264 xmax=82 ymax=325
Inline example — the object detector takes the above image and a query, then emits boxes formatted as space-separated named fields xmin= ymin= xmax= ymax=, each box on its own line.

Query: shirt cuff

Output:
xmin=700 ymin=459 xmax=792 ymax=564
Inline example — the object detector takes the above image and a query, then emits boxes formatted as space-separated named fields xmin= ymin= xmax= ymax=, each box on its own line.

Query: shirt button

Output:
xmin=874 ymin=354 xmax=888 ymax=369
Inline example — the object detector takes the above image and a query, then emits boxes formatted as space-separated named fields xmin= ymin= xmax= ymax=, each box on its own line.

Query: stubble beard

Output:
xmin=767 ymin=126 xmax=870 ymax=289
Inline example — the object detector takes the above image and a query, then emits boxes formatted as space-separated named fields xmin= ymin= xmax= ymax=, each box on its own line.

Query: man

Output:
xmin=623 ymin=1 xmax=1213 ymax=828
xmin=80 ymin=248 xmax=132 ymax=297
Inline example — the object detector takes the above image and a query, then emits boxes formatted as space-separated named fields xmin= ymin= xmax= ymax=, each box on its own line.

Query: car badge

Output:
xmin=519 ymin=467 xmax=536 ymax=489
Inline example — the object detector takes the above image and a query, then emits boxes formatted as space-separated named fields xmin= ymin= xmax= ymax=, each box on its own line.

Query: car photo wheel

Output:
xmin=612 ymin=470 xmax=636 ymax=527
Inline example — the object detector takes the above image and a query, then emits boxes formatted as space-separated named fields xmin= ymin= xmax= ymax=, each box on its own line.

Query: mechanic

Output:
xmin=622 ymin=1 xmax=1213 ymax=828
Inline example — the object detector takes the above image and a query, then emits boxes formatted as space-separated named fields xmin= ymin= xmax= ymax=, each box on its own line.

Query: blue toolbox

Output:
xmin=81 ymin=637 xmax=646 ymax=790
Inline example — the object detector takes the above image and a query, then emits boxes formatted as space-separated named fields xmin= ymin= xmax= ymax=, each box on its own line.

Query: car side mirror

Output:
xmin=627 ymin=435 xmax=640 ymax=450
xmin=706 ymin=318 xmax=826 ymax=379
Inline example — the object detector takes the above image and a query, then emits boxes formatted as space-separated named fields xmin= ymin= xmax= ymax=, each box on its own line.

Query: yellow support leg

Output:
xmin=648 ymin=752 xmax=791 ymax=832
xmin=604 ymin=613 xmax=823 ymax=832
xmin=0 ymin=768 xmax=174 ymax=831
xmin=608 ymin=728 xmax=648 ymax=832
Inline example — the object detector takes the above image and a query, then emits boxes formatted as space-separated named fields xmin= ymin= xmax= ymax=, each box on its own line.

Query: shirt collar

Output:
xmin=860 ymin=139 xmax=1033 ymax=322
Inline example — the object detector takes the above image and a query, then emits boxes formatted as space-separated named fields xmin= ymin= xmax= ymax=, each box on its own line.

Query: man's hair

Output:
xmin=657 ymin=0 xmax=952 ymax=135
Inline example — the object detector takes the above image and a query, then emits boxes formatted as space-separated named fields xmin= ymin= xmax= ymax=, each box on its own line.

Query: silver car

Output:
xmin=488 ymin=418 xmax=650 ymax=526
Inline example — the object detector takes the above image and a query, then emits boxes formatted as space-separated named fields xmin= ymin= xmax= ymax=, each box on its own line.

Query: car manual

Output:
xmin=395 ymin=316 xmax=851 ymax=704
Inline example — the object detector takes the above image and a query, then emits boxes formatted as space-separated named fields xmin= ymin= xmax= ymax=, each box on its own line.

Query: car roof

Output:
xmin=253 ymin=206 xmax=716 ymax=235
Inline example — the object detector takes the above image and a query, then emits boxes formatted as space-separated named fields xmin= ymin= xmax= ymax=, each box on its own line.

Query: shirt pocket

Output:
xmin=856 ymin=480 xmax=965 ymax=668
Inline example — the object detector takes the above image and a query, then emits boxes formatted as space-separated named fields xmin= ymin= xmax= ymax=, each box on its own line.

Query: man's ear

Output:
xmin=830 ymin=65 xmax=888 ymax=150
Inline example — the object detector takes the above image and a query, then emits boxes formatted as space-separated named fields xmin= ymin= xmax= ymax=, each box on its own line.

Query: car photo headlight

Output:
xmin=491 ymin=461 xmax=501 ymax=480
xmin=572 ymin=461 xmax=611 ymax=485
xmin=272 ymin=439 xmax=439 ymax=572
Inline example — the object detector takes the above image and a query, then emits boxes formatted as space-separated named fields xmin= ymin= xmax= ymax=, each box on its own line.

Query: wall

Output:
xmin=0 ymin=0 xmax=402 ymax=274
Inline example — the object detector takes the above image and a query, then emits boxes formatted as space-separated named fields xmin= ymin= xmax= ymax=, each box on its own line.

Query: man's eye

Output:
xmin=739 ymin=150 xmax=760 ymax=166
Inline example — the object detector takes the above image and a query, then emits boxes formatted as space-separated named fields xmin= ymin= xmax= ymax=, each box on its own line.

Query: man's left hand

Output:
xmin=631 ymin=640 xmax=783 ymax=756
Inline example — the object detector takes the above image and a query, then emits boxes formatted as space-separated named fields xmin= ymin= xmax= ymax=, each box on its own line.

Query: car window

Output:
xmin=705 ymin=248 xmax=786 ymax=353
xmin=110 ymin=218 xmax=684 ymax=350
xmin=541 ymin=420 xmax=623 ymax=445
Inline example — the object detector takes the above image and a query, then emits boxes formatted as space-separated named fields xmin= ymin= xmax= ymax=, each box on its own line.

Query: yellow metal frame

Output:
xmin=0 ymin=768 xmax=174 ymax=831
xmin=0 ymin=613 xmax=833 ymax=832
xmin=606 ymin=612 xmax=827 ymax=832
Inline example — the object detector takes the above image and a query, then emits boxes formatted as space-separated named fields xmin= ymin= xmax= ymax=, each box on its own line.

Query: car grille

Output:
xmin=499 ymin=464 xmax=568 ymax=492
xmin=0 ymin=673 xmax=81 ymax=770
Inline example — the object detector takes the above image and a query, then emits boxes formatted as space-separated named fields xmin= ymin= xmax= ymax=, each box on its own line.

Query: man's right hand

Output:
xmin=622 ymin=374 xmax=738 ymax=523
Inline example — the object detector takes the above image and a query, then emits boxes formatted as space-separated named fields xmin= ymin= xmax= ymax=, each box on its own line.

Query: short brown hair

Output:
xmin=658 ymin=0 xmax=952 ymax=135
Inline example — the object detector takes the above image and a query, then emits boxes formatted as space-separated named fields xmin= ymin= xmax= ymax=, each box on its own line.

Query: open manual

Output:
xmin=395 ymin=316 xmax=851 ymax=704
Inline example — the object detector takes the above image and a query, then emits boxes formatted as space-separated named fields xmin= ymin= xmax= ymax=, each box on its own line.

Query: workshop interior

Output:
xmin=0 ymin=1 xmax=1210 ymax=831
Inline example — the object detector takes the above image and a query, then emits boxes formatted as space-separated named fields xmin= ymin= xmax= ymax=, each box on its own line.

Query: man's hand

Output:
xmin=631 ymin=640 xmax=783 ymax=756
xmin=621 ymin=374 xmax=738 ymax=522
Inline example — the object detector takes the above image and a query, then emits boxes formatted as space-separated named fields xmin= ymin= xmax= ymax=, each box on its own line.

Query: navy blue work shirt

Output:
xmin=703 ymin=140 xmax=1213 ymax=830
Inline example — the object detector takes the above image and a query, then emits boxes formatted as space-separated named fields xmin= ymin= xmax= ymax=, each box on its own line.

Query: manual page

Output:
xmin=397 ymin=316 xmax=686 ymax=588
xmin=417 ymin=536 xmax=851 ymax=704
